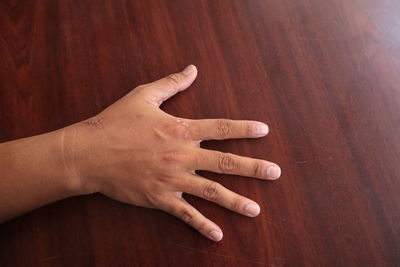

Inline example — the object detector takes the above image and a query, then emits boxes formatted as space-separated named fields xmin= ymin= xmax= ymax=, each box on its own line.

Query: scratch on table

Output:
xmin=39 ymin=251 xmax=89 ymax=262
xmin=296 ymin=156 xmax=333 ymax=164
xmin=168 ymin=241 xmax=280 ymax=266
xmin=40 ymin=254 xmax=62 ymax=261
xmin=261 ymin=218 xmax=280 ymax=228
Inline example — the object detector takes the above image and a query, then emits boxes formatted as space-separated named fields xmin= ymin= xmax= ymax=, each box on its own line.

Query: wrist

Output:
xmin=57 ymin=125 xmax=88 ymax=196
xmin=60 ymin=117 xmax=108 ymax=195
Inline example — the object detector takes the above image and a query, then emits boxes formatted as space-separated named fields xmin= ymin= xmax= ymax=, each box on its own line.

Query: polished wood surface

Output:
xmin=1 ymin=0 xmax=399 ymax=266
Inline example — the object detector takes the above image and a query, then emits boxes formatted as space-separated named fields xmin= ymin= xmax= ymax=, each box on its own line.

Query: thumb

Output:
xmin=138 ymin=65 xmax=197 ymax=106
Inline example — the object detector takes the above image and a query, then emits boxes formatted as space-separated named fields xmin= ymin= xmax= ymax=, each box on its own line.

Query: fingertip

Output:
xmin=244 ymin=202 xmax=261 ymax=217
xmin=208 ymin=230 xmax=223 ymax=242
xmin=253 ymin=122 xmax=269 ymax=137
xmin=266 ymin=165 xmax=281 ymax=180
xmin=182 ymin=64 xmax=197 ymax=76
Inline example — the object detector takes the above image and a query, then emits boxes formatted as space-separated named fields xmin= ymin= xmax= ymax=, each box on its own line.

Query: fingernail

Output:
xmin=209 ymin=230 xmax=223 ymax=241
xmin=182 ymin=65 xmax=196 ymax=75
xmin=244 ymin=203 xmax=260 ymax=217
xmin=266 ymin=165 xmax=281 ymax=179
xmin=253 ymin=123 xmax=269 ymax=136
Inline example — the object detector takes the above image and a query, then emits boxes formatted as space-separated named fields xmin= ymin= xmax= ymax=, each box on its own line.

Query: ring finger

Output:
xmin=189 ymin=148 xmax=281 ymax=180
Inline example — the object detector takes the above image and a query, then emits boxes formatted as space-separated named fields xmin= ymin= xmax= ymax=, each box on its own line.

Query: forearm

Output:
xmin=0 ymin=127 xmax=81 ymax=222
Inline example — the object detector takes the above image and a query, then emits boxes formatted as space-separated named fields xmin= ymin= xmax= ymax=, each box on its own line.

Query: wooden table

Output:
xmin=1 ymin=0 xmax=399 ymax=266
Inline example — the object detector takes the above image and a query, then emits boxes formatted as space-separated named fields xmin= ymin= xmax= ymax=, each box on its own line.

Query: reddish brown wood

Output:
xmin=1 ymin=0 xmax=399 ymax=266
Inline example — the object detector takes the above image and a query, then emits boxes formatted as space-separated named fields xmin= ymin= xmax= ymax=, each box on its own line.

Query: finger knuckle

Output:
xmin=163 ymin=119 xmax=190 ymax=140
xmin=253 ymin=161 xmax=265 ymax=177
xmin=145 ymin=192 xmax=164 ymax=208
xmin=173 ymin=119 xmax=190 ymax=139
xmin=246 ymin=122 xmax=253 ymax=136
xmin=217 ymin=119 xmax=231 ymax=138
xmin=156 ymin=174 xmax=173 ymax=183
xmin=230 ymin=197 xmax=243 ymax=211
xmin=218 ymin=153 xmax=235 ymax=173
xmin=162 ymin=151 xmax=185 ymax=163
xmin=203 ymin=182 xmax=220 ymax=201
xmin=161 ymin=150 xmax=187 ymax=166
xmin=178 ymin=209 xmax=194 ymax=224
xmin=166 ymin=74 xmax=181 ymax=87
xmin=197 ymin=221 xmax=208 ymax=234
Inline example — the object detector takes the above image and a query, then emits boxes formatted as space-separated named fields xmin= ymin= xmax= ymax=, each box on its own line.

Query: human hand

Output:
xmin=65 ymin=65 xmax=281 ymax=241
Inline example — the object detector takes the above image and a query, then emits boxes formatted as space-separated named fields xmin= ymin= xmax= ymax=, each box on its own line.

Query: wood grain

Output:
xmin=1 ymin=0 xmax=399 ymax=266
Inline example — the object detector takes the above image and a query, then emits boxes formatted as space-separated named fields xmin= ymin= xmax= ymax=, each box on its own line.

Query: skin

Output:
xmin=0 ymin=65 xmax=281 ymax=242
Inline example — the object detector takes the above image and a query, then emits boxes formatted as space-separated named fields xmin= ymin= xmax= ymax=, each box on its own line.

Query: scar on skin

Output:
xmin=85 ymin=118 xmax=104 ymax=126
xmin=84 ymin=118 xmax=110 ymax=145
xmin=176 ymin=119 xmax=190 ymax=139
